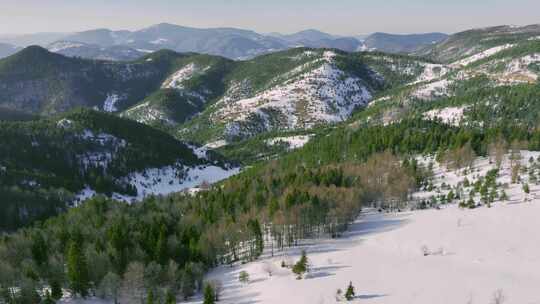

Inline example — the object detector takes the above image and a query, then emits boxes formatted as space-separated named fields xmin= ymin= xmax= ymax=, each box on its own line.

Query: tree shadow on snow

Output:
xmin=344 ymin=213 xmax=409 ymax=240
xmin=357 ymin=294 xmax=388 ymax=300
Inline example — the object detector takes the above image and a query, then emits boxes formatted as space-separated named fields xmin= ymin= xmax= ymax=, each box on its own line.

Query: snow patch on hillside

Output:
xmin=451 ymin=44 xmax=515 ymax=67
xmin=412 ymin=79 xmax=452 ymax=100
xmin=203 ymin=140 xmax=228 ymax=149
xmin=214 ymin=53 xmax=372 ymax=138
xmin=162 ymin=63 xmax=209 ymax=90
xmin=48 ymin=41 xmax=85 ymax=52
xmin=498 ymin=54 xmax=540 ymax=83
xmin=123 ymin=102 xmax=176 ymax=125
xmin=149 ymin=38 xmax=169 ymax=45
xmin=266 ymin=135 xmax=312 ymax=150
xmin=423 ymin=106 xmax=466 ymax=126
xmin=102 ymin=94 xmax=122 ymax=112
xmin=74 ymin=163 xmax=241 ymax=204
xmin=76 ymin=130 xmax=127 ymax=170
xmin=413 ymin=63 xmax=451 ymax=83
xmin=118 ymin=164 xmax=241 ymax=203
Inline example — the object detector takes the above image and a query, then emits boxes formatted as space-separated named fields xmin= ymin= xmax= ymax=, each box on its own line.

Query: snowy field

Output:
xmin=190 ymin=151 xmax=540 ymax=304
xmin=195 ymin=203 xmax=540 ymax=304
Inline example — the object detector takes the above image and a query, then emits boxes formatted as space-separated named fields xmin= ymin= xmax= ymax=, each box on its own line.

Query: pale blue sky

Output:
xmin=2 ymin=0 xmax=539 ymax=35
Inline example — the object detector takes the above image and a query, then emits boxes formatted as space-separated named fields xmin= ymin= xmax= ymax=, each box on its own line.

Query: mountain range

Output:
xmin=0 ymin=23 xmax=448 ymax=61
xmin=1 ymin=22 xmax=539 ymax=229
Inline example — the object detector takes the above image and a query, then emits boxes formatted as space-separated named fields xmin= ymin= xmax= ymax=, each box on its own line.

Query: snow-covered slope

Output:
xmin=211 ymin=51 xmax=372 ymax=139
xmin=194 ymin=151 xmax=540 ymax=304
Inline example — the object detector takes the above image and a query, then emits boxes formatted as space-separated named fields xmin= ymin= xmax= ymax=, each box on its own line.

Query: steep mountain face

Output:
xmin=47 ymin=40 xmax=145 ymax=61
xmin=0 ymin=47 xmax=200 ymax=115
xmin=0 ymin=108 xmax=236 ymax=230
xmin=414 ymin=24 xmax=540 ymax=63
xmin=176 ymin=48 xmax=431 ymax=143
xmin=122 ymin=54 xmax=234 ymax=126
xmin=0 ymin=43 xmax=21 ymax=59
xmin=363 ymin=32 xmax=448 ymax=53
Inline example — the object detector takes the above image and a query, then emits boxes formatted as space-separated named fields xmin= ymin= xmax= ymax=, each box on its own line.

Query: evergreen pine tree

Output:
xmin=66 ymin=240 xmax=89 ymax=297
xmin=523 ymin=183 xmax=530 ymax=194
xmin=50 ymin=280 xmax=62 ymax=300
xmin=165 ymin=290 xmax=176 ymax=304
xmin=31 ymin=232 xmax=48 ymax=267
xmin=146 ymin=289 xmax=155 ymax=304
xmin=155 ymin=224 xmax=168 ymax=265
xmin=292 ymin=250 xmax=309 ymax=279
xmin=203 ymin=284 xmax=215 ymax=304
xmin=345 ymin=281 xmax=356 ymax=301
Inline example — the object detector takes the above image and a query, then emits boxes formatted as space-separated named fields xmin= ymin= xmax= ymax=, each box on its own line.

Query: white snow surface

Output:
xmin=48 ymin=41 xmax=85 ymax=52
xmin=413 ymin=63 xmax=451 ymax=84
xmin=149 ymin=38 xmax=169 ymax=45
xmin=214 ymin=51 xmax=372 ymax=135
xmin=423 ymin=106 xmax=466 ymax=126
xmin=194 ymin=151 xmax=540 ymax=304
xmin=162 ymin=63 xmax=209 ymax=90
xmin=266 ymin=135 xmax=312 ymax=150
xmin=412 ymin=79 xmax=452 ymax=100
xmin=117 ymin=164 xmax=240 ymax=203
xmin=74 ymin=164 xmax=240 ymax=204
xmin=451 ymin=44 xmax=515 ymax=67
xmin=102 ymin=94 xmax=121 ymax=112
xmin=203 ymin=140 xmax=228 ymax=149
xmin=198 ymin=201 xmax=540 ymax=304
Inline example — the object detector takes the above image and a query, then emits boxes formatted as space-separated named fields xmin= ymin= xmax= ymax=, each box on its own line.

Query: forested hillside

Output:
xmin=0 ymin=108 xmax=221 ymax=231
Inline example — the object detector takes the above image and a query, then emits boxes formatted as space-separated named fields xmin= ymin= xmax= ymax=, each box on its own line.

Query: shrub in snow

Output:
xmin=292 ymin=250 xmax=309 ymax=279
xmin=523 ymin=183 xmax=530 ymax=194
xmin=203 ymin=283 xmax=215 ymax=304
xmin=345 ymin=281 xmax=356 ymax=301
xmin=238 ymin=271 xmax=249 ymax=284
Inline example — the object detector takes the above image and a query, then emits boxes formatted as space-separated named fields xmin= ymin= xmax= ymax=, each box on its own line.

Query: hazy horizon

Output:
xmin=1 ymin=0 xmax=539 ymax=36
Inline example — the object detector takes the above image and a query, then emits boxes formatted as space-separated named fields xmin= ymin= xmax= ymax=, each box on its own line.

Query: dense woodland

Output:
xmin=0 ymin=109 xmax=203 ymax=231
xmin=3 ymin=115 xmax=540 ymax=303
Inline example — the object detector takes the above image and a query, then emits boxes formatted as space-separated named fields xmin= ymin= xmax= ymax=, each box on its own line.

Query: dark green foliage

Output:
xmin=146 ymin=289 xmax=155 ymax=304
xmin=345 ymin=281 xmax=356 ymax=301
xmin=292 ymin=251 xmax=309 ymax=279
xmin=30 ymin=232 xmax=48 ymax=266
xmin=0 ymin=108 xmax=203 ymax=231
xmin=203 ymin=284 xmax=215 ymax=304
xmin=50 ymin=280 xmax=62 ymax=300
xmin=66 ymin=239 xmax=89 ymax=297
xmin=523 ymin=183 xmax=530 ymax=194
xmin=0 ymin=46 xmax=196 ymax=116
